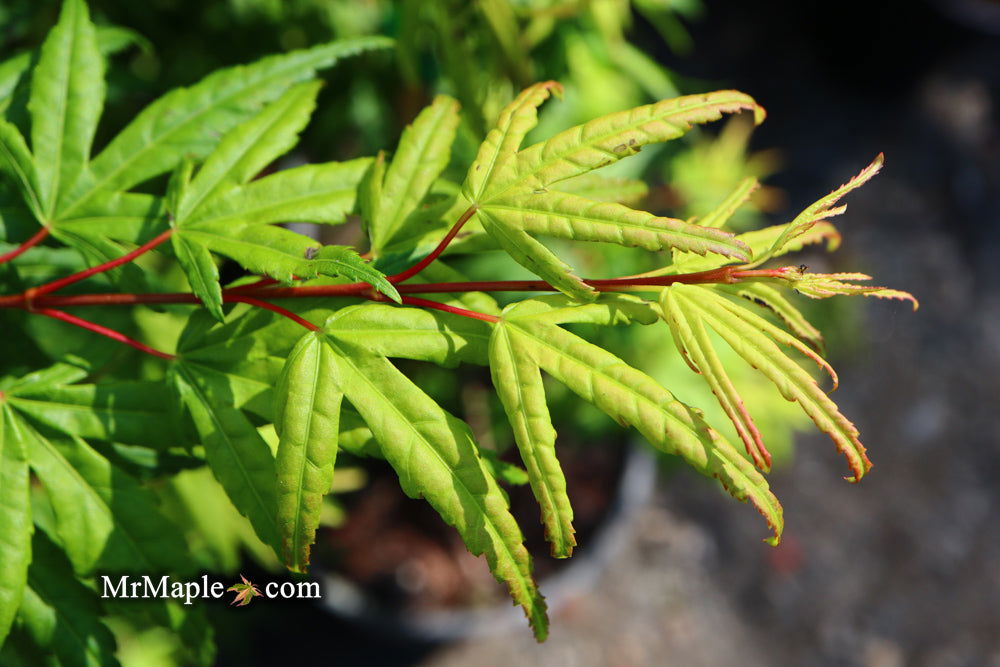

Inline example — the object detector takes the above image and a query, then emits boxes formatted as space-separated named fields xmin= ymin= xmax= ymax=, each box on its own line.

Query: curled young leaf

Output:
xmin=785 ymin=269 xmax=919 ymax=309
xmin=749 ymin=154 xmax=883 ymax=268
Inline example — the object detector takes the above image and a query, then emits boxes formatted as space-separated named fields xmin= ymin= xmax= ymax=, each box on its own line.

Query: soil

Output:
xmin=315 ymin=442 xmax=627 ymax=617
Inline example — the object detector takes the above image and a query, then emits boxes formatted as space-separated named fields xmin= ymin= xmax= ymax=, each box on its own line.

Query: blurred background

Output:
xmin=3 ymin=0 xmax=998 ymax=664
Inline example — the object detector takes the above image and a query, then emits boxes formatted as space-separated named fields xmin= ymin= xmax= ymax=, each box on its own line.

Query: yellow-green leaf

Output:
xmin=485 ymin=90 xmax=764 ymax=201
xmin=325 ymin=338 xmax=549 ymax=640
xmin=502 ymin=312 xmax=782 ymax=544
xmin=749 ymin=153 xmax=882 ymax=268
xmin=464 ymin=81 xmax=562 ymax=203
xmin=490 ymin=322 xmax=575 ymax=557
xmin=661 ymin=286 xmax=771 ymax=471
xmin=274 ymin=332 xmax=342 ymax=573
xmin=667 ymin=283 xmax=870 ymax=481
xmin=368 ymin=95 xmax=460 ymax=252
xmin=482 ymin=189 xmax=749 ymax=258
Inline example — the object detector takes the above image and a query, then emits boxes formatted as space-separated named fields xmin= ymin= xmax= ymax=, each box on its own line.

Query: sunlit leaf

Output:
xmin=785 ymin=269 xmax=919 ymax=308
xmin=552 ymin=173 xmax=649 ymax=206
xmin=663 ymin=284 xmax=869 ymax=481
xmin=490 ymin=322 xmax=575 ymax=557
xmin=274 ymin=332 xmax=342 ymax=573
xmin=500 ymin=308 xmax=782 ymax=543
xmin=325 ymin=337 xmax=549 ymax=640
xmin=60 ymin=35 xmax=393 ymax=216
xmin=171 ymin=232 xmax=223 ymax=322
xmin=29 ymin=0 xmax=103 ymax=216
xmin=463 ymin=81 xmax=562 ymax=203
xmin=176 ymin=81 xmax=322 ymax=221
xmin=749 ymin=154 xmax=882 ymax=268
xmin=725 ymin=282 xmax=825 ymax=353
xmin=185 ymin=158 xmax=371 ymax=229
xmin=323 ymin=302 xmax=490 ymax=367
xmin=481 ymin=190 xmax=749 ymax=257
xmin=483 ymin=90 xmax=764 ymax=200
xmin=367 ymin=95 xmax=460 ymax=252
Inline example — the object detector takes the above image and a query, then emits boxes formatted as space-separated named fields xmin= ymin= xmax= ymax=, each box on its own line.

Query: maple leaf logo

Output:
xmin=227 ymin=575 xmax=262 ymax=606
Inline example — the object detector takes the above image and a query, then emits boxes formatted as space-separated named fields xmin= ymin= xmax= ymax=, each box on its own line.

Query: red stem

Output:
xmin=226 ymin=295 xmax=319 ymax=331
xmin=388 ymin=206 xmax=477 ymax=284
xmin=0 ymin=226 xmax=50 ymax=265
xmin=399 ymin=296 xmax=499 ymax=323
xmin=225 ymin=277 xmax=281 ymax=292
xmin=32 ymin=308 xmax=175 ymax=360
xmin=0 ymin=266 xmax=795 ymax=310
xmin=28 ymin=228 xmax=174 ymax=299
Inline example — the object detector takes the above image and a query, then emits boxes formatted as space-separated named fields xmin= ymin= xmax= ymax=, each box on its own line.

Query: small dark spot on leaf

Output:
xmin=614 ymin=143 xmax=627 ymax=152
xmin=304 ymin=246 xmax=319 ymax=259
xmin=475 ymin=164 xmax=481 ymax=171
xmin=628 ymin=138 xmax=637 ymax=146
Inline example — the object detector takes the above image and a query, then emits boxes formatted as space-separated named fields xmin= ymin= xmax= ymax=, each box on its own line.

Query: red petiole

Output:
xmin=398 ymin=296 xmax=499 ymax=323
xmin=32 ymin=308 xmax=175 ymax=360
xmin=0 ymin=226 xmax=51 ymax=266
xmin=225 ymin=295 xmax=320 ymax=331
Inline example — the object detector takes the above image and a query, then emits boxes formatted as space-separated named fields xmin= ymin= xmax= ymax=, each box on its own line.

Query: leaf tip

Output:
xmin=844 ymin=453 xmax=873 ymax=483
xmin=732 ymin=237 xmax=753 ymax=262
xmin=539 ymin=80 xmax=564 ymax=100
xmin=379 ymin=280 xmax=403 ymax=304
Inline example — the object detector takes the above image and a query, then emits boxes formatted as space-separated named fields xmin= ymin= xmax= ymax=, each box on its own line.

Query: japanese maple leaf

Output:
xmin=227 ymin=575 xmax=262 ymax=606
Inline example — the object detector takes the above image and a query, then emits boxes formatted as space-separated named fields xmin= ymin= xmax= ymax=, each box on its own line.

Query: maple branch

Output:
xmin=226 ymin=295 xmax=320 ymax=331
xmin=0 ymin=265 xmax=797 ymax=310
xmin=27 ymin=228 xmax=174 ymax=300
xmin=32 ymin=308 xmax=175 ymax=360
xmin=388 ymin=205 xmax=477 ymax=284
xmin=0 ymin=226 xmax=50 ymax=266
xmin=399 ymin=296 xmax=499 ymax=323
